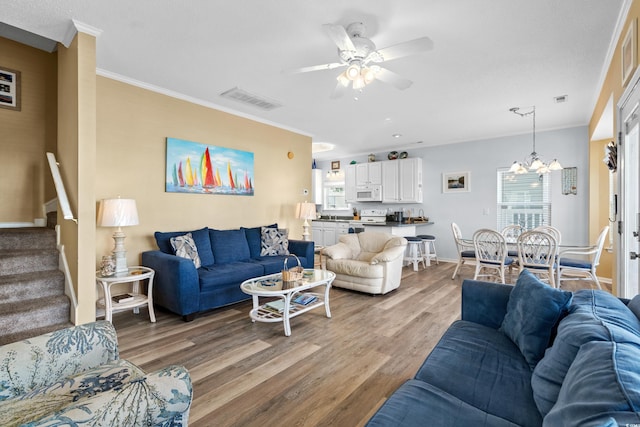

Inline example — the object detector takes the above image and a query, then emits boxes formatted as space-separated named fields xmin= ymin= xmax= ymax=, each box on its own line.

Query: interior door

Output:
xmin=618 ymin=77 xmax=640 ymax=298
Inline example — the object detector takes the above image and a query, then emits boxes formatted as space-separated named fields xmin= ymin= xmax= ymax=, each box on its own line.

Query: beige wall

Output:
xmin=0 ymin=37 xmax=57 ymax=222
xmin=95 ymin=77 xmax=313 ymax=272
xmin=589 ymin=0 xmax=640 ymax=293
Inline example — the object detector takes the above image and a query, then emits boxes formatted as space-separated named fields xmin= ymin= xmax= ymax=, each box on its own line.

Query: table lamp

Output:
xmin=97 ymin=198 xmax=139 ymax=273
xmin=296 ymin=201 xmax=316 ymax=241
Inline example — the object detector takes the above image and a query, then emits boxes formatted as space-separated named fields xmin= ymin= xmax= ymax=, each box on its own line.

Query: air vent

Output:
xmin=219 ymin=87 xmax=282 ymax=111
xmin=554 ymin=95 xmax=568 ymax=103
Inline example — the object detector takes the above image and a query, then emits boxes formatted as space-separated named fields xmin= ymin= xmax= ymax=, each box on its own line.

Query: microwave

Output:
xmin=356 ymin=185 xmax=382 ymax=202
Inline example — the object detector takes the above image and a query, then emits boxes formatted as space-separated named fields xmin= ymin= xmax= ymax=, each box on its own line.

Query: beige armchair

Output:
xmin=322 ymin=232 xmax=408 ymax=295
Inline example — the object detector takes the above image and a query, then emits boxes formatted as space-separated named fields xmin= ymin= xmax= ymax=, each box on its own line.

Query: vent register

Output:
xmin=219 ymin=87 xmax=282 ymax=111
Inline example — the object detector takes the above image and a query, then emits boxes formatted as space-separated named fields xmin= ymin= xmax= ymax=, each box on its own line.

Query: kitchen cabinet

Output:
xmin=381 ymin=158 xmax=423 ymax=203
xmin=312 ymin=169 xmax=323 ymax=205
xmin=345 ymin=165 xmax=356 ymax=203
xmin=355 ymin=162 xmax=382 ymax=186
xmin=311 ymin=221 xmax=350 ymax=246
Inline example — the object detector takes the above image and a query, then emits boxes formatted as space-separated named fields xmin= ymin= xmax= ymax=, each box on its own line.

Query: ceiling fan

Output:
xmin=289 ymin=22 xmax=433 ymax=98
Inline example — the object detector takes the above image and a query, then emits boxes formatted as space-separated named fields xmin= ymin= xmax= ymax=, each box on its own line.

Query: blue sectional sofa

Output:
xmin=141 ymin=225 xmax=314 ymax=321
xmin=367 ymin=269 xmax=640 ymax=426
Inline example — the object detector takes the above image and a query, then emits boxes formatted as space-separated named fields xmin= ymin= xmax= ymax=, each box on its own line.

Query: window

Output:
xmin=497 ymin=169 xmax=550 ymax=231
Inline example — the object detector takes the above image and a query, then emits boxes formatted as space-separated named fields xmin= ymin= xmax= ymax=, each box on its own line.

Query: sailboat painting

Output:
xmin=165 ymin=137 xmax=254 ymax=196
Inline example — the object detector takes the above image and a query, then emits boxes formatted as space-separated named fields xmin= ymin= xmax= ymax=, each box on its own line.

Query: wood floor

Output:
xmin=113 ymin=262 xmax=606 ymax=427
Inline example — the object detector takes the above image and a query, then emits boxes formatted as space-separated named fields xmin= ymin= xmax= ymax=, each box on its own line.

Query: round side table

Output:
xmin=96 ymin=266 xmax=156 ymax=322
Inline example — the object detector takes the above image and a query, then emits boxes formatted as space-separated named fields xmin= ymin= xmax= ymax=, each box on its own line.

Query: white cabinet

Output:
xmin=311 ymin=221 xmax=350 ymax=246
xmin=382 ymin=161 xmax=399 ymax=203
xmin=399 ymin=158 xmax=423 ymax=203
xmin=355 ymin=162 xmax=382 ymax=186
xmin=381 ymin=158 xmax=423 ymax=203
xmin=345 ymin=164 xmax=356 ymax=203
xmin=312 ymin=169 xmax=323 ymax=205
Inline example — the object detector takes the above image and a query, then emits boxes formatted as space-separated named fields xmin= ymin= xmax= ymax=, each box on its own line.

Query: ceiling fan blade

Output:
xmin=374 ymin=67 xmax=413 ymax=90
xmin=373 ymin=36 xmax=434 ymax=62
xmin=323 ymin=23 xmax=356 ymax=52
xmin=284 ymin=62 xmax=346 ymax=74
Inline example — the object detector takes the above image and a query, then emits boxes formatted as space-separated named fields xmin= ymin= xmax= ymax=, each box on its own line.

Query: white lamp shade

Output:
xmin=97 ymin=198 xmax=139 ymax=227
xmin=296 ymin=202 xmax=317 ymax=220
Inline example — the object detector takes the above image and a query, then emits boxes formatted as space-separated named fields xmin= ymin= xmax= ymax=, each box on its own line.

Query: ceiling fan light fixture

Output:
xmin=346 ymin=62 xmax=361 ymax=80
xmin=362 ymin=67 xmax=376 ymax=84
xmin=352 ymin=74 xmax=366 ymax=90
xmin=336 ymin=71 xmax=350 ymax=87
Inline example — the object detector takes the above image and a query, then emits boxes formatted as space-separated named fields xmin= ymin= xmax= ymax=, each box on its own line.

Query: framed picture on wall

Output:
xmin=442 ymin=171 xmax=470 ymax=193
xmin=0 ymin=66 xmax=21 ymax=111
xmin=622 ymin=18 xmax=637 ymax=86
xmin=331 ymin=160 xmax=340 ymax=170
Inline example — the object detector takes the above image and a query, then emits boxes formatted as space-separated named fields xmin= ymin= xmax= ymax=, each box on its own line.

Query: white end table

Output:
xmin=96 ymin=266 xmax=156 ymax=322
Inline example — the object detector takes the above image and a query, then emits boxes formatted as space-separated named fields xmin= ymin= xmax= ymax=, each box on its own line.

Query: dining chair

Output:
xmin=451 ymin=222 xmax=475 ymax=279
xmin=472 ymin=228 xmax=514 ymax=284
xmin=517 ymin=230 xmax=558 ymax=287
xmin=534 ymin=225 xmax=561 ymax=245
xmin=501 ymin=224 xmax=523 ymax=258
xmin=556 ymin=226 xmax=610 ymax=289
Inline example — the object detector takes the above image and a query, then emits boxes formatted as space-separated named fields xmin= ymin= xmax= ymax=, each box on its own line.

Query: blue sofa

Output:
xmin=367 ymin=269 xmax=640 ymax=426
xmin=141 ymin=225 xmax=314 ymax=321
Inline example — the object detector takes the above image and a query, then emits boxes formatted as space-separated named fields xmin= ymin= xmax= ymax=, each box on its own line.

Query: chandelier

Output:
xmin=509 ymin=106 xmax=562 ymax=174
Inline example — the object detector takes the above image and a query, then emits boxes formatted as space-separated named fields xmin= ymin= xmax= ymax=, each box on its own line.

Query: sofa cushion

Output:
xmin=170 ymin=232 xmax=201 ymax=268
xmin=325 ymin=259 xmax=384 ymax=279
xmin=154 ymin=227 xmax=215 ymax=267
xmin=250 ymin=255 xmax=309 ymax=276
xmin=241 ymin=224 xmax=277 ymax=258
xmin=198 ymin=262 xmax=264 ymax=290
xmin=543 ymin=341 xmax=640 ymax=427
xmin=366 ymin=379 xmax=522 ymax=427
xmin=414 ymin=320 xmax=542 ymax=427
xmin=500 ymin=269 xmax=572 ymax=369
xmin=260 ymin=227 xmax=290 ymax=256
xmin=209 ymin=229 xmax=251 ymax=264
xmin=532 ymin=289 xmax=640 ymax=416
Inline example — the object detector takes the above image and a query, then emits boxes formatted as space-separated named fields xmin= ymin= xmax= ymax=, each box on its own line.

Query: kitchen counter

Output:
xmin=363 ymin=221 xmax=434 ymax=227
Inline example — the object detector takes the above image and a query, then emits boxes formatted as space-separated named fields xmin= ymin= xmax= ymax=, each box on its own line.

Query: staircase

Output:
xmin=0 ymin=227 xmax=72 ymax=345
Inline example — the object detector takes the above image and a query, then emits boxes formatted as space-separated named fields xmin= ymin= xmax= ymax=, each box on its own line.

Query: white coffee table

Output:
xmin=240 ymin=269 xmax=335 ymax=336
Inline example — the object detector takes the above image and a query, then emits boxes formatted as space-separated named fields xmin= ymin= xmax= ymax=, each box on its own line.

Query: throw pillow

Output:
xmin=170 ymin=233 xmax=201 ymax=268
xmin=260 ymin=227 xmax=290 ymax=256
xmin=154 ymin=227 xmax=214 ymax=266
xmin=499 ymin=269 xmax=573 ymax=369
xmin=628 ymin=294 xmax=640 ymax=321
xmin=241 ymin=223 xmax=278 ymax=258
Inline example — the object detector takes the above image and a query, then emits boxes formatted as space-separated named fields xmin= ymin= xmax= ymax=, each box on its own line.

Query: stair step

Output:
xmin=0 ymin=227 xmax=56 ymax=250
xmin=0 ymin=249 xmax=59 ymax=276
xmin=0 ymin=295 xmax=70 ymax=345
xmin=0 ymin=270 xmax=65 ymax=305
xmin=0 ymin=322 xmax=74 ymax=346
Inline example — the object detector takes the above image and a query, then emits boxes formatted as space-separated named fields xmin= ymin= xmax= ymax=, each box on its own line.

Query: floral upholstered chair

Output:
xmin=0 ymin=321 xmax=192 ymax=426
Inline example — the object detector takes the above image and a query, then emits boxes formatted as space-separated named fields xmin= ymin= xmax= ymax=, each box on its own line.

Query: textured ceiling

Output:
xmin=0 ymin=0 xmax=627 ymax=159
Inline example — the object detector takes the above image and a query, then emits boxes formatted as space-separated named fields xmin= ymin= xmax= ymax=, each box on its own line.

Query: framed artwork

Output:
xmin=442 ymin=171 xmax=470 ymax=193
xmin=331 ymin=160 xmax=340 ymax=170
xmin=622 ymin=19 xmax=637 ymax=86
xmin=165 ymin=137 xmax=254 ymax=196
xmin=0 ymin=66 xmax=21 ymax=111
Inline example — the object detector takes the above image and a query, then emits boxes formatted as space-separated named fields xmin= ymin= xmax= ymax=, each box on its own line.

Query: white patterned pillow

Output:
xmin=260 ymin=227 xmax=290 ymax=256
xmin=170 ymin=232 xmax=201 ymax=268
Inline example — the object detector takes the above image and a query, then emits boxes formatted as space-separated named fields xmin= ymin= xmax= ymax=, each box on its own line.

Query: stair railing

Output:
xmin=46 ymin=153 xmax=77 ymax=223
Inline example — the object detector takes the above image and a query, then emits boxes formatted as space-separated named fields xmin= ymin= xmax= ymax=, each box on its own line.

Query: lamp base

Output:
xmin=302 ymin=220 xmax=311 ymax=241
xmin=111 ymin=229 xmax=129 ymax=273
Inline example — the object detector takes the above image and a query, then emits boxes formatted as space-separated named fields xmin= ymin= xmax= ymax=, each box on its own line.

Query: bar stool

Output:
xmin=417 ymin=234 xmax=438 ymax=266
xmin=404 ymin=237 xmax=426 ymax=271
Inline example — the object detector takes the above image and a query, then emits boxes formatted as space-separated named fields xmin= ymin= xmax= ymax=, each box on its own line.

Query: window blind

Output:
xmin=497 ymin=169 xmax=550 ymax=231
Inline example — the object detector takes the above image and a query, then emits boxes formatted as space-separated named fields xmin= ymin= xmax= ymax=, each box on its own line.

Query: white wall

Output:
xmin=316 ymin=126 xmax=589 ymax=261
